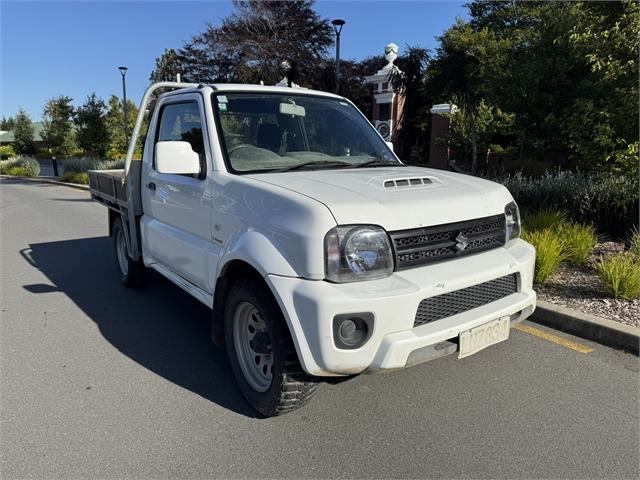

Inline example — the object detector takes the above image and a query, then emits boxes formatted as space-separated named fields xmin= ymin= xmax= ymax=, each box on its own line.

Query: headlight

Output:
xmin=325 ymin=225 xmax=394 ymax=282
xmin=505 ymin=201 xmax=521 ymax=241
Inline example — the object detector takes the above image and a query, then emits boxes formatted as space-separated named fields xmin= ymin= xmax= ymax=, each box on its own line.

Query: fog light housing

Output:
xmin=333 ymin=313 xmax=374 ymax=349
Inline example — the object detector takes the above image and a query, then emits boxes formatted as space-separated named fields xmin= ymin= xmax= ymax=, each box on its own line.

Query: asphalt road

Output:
xmin=1 ymin=177 xmax=638 ymax=479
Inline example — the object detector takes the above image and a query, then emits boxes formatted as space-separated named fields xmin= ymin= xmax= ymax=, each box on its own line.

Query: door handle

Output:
xmin=146 ymin=182 xmax=156 ymax=191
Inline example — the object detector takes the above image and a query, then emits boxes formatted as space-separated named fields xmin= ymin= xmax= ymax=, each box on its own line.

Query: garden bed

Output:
xmin=536 ymin=242 xmax=640 ymax=328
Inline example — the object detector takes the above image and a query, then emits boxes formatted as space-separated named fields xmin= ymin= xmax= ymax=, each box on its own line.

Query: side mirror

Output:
xmin=385 ymin=141 xmax=394 ymax=153
xmin=155 ymin=141 xmax=200 ymax=175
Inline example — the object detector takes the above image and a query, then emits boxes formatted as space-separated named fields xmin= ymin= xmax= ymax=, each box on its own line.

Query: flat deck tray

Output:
xmin=88 ymin=169 xmax=126 ymax=205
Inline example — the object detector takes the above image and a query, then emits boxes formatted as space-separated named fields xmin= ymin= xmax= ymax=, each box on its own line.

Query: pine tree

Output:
xmin=75 ymin=93 xmax=109 ymax=157
xmin=13 ymin=109 xmax=35 ymax=155
xmin=42 ymin=96 xmax=76 ymax=158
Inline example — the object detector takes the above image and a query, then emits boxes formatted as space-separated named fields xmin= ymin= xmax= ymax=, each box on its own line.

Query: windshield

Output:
xmin=212 ymin=92 xmax=401 ymax=173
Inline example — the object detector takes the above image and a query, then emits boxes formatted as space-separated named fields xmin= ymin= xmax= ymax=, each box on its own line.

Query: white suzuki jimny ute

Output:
xmin=89 ymin=82 xmax=536 ymax=416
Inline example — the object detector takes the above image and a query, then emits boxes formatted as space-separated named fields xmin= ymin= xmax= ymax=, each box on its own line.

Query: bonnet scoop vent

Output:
xmin=383 ymin=176 xmax=439 ymax=189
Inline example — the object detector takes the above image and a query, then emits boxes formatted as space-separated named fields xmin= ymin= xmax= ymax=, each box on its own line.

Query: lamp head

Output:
xmin=118 ymin=66 xmax=128 ymax=76
xmin=331 ymin=19 xmax=345 ymax=34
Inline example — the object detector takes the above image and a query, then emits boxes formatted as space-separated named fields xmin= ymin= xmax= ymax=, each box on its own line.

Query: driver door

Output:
xmin=141 ymin=96 xmax=213 ymax=291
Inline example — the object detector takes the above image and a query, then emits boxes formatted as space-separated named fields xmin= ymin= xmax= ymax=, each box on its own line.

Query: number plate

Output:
xmin=458 ymin=316 xmax=510 ymax=359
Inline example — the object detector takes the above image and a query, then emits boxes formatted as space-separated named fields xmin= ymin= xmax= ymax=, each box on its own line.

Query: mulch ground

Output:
xmin=536 ymin=242 xmax=640 ymax=328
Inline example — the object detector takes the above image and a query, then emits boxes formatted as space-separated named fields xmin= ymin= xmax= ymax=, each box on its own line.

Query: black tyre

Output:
xmin=112 ymin=217 xmax=151 ymax=288
xmin=224 ymin=277 xmax=318 ymax=416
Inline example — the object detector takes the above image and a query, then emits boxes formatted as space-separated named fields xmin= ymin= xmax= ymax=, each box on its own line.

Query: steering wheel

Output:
xmin=228 ymin=144 xmax=255 ymax=155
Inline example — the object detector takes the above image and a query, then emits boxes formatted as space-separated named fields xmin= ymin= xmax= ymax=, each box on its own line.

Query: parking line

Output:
xmin=514 ymin=323 xmax=594 ymax=354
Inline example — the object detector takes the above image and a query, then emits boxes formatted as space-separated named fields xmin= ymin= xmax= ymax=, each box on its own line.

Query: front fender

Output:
xmin=216 ymin=229 xmax=298 ymax=279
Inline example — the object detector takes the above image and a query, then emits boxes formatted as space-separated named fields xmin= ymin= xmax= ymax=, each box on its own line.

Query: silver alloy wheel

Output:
xmin=116 ymin=228 xmax=129 ymax=276
xmin=233 ymin=301 xmax=274 ymax=392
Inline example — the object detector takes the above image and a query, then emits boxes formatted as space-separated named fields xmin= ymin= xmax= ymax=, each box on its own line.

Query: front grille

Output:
xmin=414 ymin=274 xmax=518 ymax=327
xmin=390 ymin=214 xmax=506 ymax=270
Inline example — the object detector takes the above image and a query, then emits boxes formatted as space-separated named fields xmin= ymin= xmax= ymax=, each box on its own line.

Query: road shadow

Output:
xmin=21 ymin=236 xmax=259 ymax=418
xmin=51 ymin=198 xmax=94 ymax=202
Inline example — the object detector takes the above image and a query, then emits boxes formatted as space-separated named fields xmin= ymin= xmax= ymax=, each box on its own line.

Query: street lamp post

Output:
xmin=118 ymin=66 xmax=129 ymax=148
xmin=331 ymin=19 xmax=345 ymax=94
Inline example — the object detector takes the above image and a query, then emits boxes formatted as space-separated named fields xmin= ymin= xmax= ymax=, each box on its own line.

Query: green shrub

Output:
xmin=20 ymin=158 xmax=40 ymax=177
xmin=0 ymin=157 xmax=21 ymax=174
xmin=596 ymin=254 xmax=640 ymax=300
xmin=522 ymin=229 xmax=568 ymax=284
xmin=60 ymin=171 xmax=89 ymax=184
xmin=490 ymin=171 xmax=638 ymax=238
xmin=0 ymin=156 xmax=40 ymax=177
xmin=628 ymin=229 xmax=640 ymax=259
xmin=522 ymin=208 xmax=567 ymax=232
xmin=62 ymin=157 xmax=124 ymax=174
xmin=6 ymin=166 xmax=26 ymax=176
xmin=603 ymin=141 xmax=639 ymax=177
xmin=554 ymin=222 xmax=597 ymax=264
xmin=0 ymin=145 xmax=16 ymax=159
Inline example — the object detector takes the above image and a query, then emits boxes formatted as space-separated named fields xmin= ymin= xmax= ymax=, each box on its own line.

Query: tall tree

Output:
xmin=567 ymin=0 xmax=639 ymax=174
xmin=75 ymin=93 xmax=109 ymax=157
xmin=105 ymin=95 xmax=140 ymax=159
xmin=12 ymin=109 xmax=35 ymax=155
xmin=474 ymin=1 xmax=583 ymax=160
xmin=427 ymin=0 xmax=639 ymax=173
xmin=0 ymin=116 xmax=15 ymax=130
xmin=151 ymin=0 xmax=333 ymax=86
xmin=427 ymin=21 xmax=506 ymax=172
xmin=149 ymin=48 xmax=184 ymax=83
xmin=42 ymin=96 xmax=76 ymax=158
xmin=312 ymin=55 xmax=386 ymax=119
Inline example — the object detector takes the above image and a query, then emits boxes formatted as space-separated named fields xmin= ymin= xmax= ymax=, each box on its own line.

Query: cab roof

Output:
xmin=160 ymin=83 xmax=345 ymax=101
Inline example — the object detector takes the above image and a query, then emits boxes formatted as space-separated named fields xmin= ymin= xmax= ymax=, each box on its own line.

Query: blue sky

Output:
xmin=1 ymin=0 xmax=467 ymax=121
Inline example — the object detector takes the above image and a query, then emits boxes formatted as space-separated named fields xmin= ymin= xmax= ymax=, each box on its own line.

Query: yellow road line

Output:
xmin=514 ymin=323 xmax=594 ymax=354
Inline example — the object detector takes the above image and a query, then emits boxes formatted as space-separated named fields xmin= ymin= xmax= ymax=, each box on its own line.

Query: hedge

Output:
xmin=491 ymin=171 xmax=639 ymax=238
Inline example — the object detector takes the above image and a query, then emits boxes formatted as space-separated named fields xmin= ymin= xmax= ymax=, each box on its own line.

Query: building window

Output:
xmin=382 ymin=82 xmax=389 ymax=91
xmin=379 ymin=103 xmax=390 ymax=121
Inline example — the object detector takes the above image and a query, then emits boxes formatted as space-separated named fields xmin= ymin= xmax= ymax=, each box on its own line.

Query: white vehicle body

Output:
xmin=89 ymin=82 xmax=535 ymax=413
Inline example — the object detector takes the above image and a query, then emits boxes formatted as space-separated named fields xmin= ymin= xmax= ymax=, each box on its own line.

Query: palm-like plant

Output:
xmin=389 ymin=46 xmax=430 ymax=163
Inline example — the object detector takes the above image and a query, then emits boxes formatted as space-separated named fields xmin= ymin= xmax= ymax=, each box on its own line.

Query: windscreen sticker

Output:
xmin=218 ymin=103 xmax=228 ymax=112
xmin=217 ymin=95 xmax=228 ymax=103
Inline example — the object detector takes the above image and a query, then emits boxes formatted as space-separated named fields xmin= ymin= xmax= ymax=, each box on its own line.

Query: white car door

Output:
xmin=141 ymin=95 xmax=213 ymax=291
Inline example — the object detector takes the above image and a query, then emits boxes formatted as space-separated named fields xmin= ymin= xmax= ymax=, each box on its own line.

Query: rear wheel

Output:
xmin=112 ymin=217 xmax=150 ymax=288
xmin=224 ymin=278 xmax=318 ymax=416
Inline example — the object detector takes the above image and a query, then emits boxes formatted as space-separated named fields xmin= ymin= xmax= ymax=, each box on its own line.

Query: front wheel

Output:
xmin=112 ymin=217 xmax=150 ymax=288
xmin=224 ymin=278 xmax=318 ymax=416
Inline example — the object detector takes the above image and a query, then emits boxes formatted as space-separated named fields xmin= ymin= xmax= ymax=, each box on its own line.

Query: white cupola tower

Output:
xmin=364 ymin=43 xmax=405 ymax=146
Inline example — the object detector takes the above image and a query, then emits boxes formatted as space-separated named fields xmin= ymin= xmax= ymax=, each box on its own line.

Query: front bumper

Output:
xmin=266 ymin=239 xmax=536 ymax=376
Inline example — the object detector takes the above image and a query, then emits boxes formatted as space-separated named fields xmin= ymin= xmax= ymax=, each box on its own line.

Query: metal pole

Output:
xmin=121 ymin=74 xmax=129 ymax=148
xmin=332 ymin=19 xmax=345 ymax=94
xmin=335 ymin=31 xmax=341 ymax=94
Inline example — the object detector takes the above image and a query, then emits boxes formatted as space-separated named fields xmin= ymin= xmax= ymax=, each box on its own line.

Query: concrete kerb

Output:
xmin=531 ymin=299 xmax=640 ymax=355
xmin=0 ymin=175 xmax=89 ymax=192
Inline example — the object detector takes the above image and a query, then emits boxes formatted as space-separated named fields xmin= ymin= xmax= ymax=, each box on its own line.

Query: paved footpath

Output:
xmin=1 ymin=177 xmax=638 ymax=479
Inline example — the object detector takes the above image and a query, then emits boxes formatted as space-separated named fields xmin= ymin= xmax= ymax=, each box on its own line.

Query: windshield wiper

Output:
xmin=272 ymin=160 xmax=353 ymax=172
xmin=353 ymin=158 xmax=403 ymax=168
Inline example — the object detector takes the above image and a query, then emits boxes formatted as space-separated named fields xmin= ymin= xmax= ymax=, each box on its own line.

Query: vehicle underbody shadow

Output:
xmin=20 ymin=236 xmax=260 ymax=418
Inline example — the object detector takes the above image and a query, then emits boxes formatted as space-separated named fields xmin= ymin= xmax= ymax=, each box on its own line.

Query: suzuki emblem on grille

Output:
xmin=454 ymin=232 xmax=469 ymax=251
